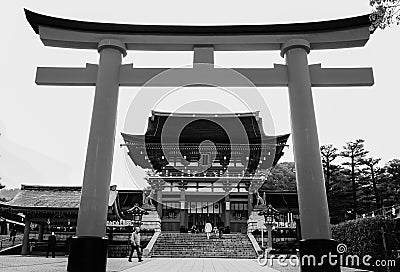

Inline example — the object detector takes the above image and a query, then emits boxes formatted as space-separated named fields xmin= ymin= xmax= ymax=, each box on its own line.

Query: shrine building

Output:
xmin=122 ymin=110 xmax=297 ymax=233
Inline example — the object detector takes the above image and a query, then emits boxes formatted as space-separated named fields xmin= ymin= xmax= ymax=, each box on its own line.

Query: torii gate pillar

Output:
xmin=67 ymin=39 xmax=126 ymax=272
xmin=282 ymin=39 xmax=339 ymax=272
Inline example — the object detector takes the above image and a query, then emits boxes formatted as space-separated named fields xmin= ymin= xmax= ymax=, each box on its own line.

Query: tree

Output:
xmin=320 ymin=144 xmax=338 ymax=191
xmin=263 ymin=162 xmax=296 ymax=191
xmin=381 ymin=159 xmax=400 ymax=206
xmin=326 ymin=165 xmax=354 ymax=224
xmin=369 ymin=0 xmax=400 ymax=32
xmin=385 ymin=158 xmax=400 ymax=180
xmin=340 ymin=139 xmax=369 ymax=218
xmin=360 ymin=157 xmax=382 ymax=209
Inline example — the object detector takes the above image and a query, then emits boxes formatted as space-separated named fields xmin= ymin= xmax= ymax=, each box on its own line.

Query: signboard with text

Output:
xmin=106 ymin=219 xmax=135 ymax=227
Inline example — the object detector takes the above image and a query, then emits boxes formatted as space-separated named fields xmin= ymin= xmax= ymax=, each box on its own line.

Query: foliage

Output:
xmin=326 ymin=165 xmax=354 ymax=223
xmin=340 ymin=139 xmax=369 ymax=166
xmin=370 ymin=0 xmax=400 ymax=32
xmin=256 ymin=139 xmax=399 ymax=225
xmin=332 ymin=216 xmax=399 ymax=271
xmin=385 ymin=159 xmax=400 ymax=180
xmin=320 ymin=140 xmax=399 ymax=223
xmin=263 ymin=162 xmax=296 ymax=191
xmin=381 ymin=159 xmax=400 ymax=207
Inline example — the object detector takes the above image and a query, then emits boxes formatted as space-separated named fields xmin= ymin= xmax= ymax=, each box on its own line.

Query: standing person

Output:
xmin=65 ymin=235 xmax=73 ymax=256
xmin=213 ymin=226 xmax=218 ymax=237
xmin=9 ymin=227 xmax=16 ymax=245
xmin=46 ymin=232 xmax=57 ymax=258
xmin=217 ymin=222 xmax=224 ymax=239
xmin=205 ymin=222 xmax=212 ymax=239
xmin=128 ymin=227 xmax=143 ymax=262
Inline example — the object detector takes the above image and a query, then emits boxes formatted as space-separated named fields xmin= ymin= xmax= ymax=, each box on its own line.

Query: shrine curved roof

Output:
xmin=25 ymin=9 xmax=371 ymax=36
xmin=122 ymin=111 xmax=289 ymax=144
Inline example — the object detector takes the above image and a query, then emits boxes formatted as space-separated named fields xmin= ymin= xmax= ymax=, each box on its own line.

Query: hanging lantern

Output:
xmin=258 ymin=204 xmax=280 ymax=225
xmin=124 ymin=203 xmax=149 ymax=226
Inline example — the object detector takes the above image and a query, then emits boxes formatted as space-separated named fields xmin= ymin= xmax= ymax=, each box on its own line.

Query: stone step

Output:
xmin=153 ymin=249 xmax=254 ymax=251
xmin=151 ymin=255 xmax=257 ymax=258
xmin=152 ymin=251 xmax=254 ymax=254
xmin=150 ymin=233 xmax=257 ymax=258
xmin=152 ymin=254 xmax=256 ymax=257
xmin=155 ymin=242 xmax=249 ymax=244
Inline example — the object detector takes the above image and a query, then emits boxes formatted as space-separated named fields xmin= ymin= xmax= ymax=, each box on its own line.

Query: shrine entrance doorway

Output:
xmin=188 ymin=201 xmax=223 ymax=232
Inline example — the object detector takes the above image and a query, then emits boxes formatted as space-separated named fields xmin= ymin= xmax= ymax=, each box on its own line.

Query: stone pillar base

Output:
xmin=67 ymin=236 xmax=108 ymax=272
xmin=298 ymin=239 xmax=341 ymax=272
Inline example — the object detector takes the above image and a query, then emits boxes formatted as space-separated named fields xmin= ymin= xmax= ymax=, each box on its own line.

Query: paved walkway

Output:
xmin=0 ymin=256 xmax=279 ymax=272
xmin=0 ymin=256 xmax=369 ymax=272
xmin=124 ymin=258 xmax=278 ymax=272
xmin=0 ymin=256 xmax=140 ymax=272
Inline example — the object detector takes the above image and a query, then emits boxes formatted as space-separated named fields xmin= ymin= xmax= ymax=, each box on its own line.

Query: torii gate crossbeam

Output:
xmin=24 ymin=9 xmax=374 ymax=272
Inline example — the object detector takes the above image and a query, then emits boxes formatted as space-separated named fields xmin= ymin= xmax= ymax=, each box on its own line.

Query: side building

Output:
xmin=0 ymin=185 xmax=148 ymax=256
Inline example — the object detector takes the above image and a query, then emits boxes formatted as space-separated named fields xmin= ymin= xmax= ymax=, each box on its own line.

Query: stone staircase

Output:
xmin=151 ymin=233 xmax=257 ymax=258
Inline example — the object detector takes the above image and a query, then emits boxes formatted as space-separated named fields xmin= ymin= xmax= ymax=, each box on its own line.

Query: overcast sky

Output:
xmin=0 ymin=0 xmax=399 ymax=189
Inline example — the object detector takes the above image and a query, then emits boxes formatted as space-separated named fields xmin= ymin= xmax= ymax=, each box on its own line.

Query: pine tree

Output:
xmin=340 ymin=139 xmax=369 ymax=218
xmin=320 ymin=144 xmax=338 ymax=192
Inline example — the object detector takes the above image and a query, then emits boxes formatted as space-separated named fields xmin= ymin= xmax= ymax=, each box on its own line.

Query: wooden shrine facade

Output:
xmin=122 ymin=111 xmax=296 ymax=232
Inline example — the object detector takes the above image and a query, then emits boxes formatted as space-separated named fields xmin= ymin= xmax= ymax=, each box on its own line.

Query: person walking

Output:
xmin=205 ymin=222 xmax=212 ymax=239
xmin=128 ymin=227 xmax=143 ymax=262
xmin=46 ymin=232 xmax=57 ymax=258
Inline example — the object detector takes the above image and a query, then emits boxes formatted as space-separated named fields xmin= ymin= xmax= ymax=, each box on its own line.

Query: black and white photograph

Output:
xmin=0 ymin=0 xmax=399 ymax=271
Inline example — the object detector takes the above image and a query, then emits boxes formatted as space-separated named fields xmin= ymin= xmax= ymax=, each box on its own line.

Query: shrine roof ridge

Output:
xmin=20 ymin=184 xmax=82 ymax=191
xmin=25 ymin=9 xmax=371 ymax=36
xmin=19 ymin=184 xmax=118 ymax=191
xmin=151 ymin=110 xmax=260 ymax=118
xmin=121 ymin=132 xmax=290 ymax=144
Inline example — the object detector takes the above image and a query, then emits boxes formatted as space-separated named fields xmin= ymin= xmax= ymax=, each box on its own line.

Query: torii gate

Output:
xmin=24 ymin=9 xmax=373 ymax=272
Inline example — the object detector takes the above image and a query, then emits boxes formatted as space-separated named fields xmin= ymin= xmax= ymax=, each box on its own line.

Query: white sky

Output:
xmin=0 ymin=0 xmax=399 ymax=189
